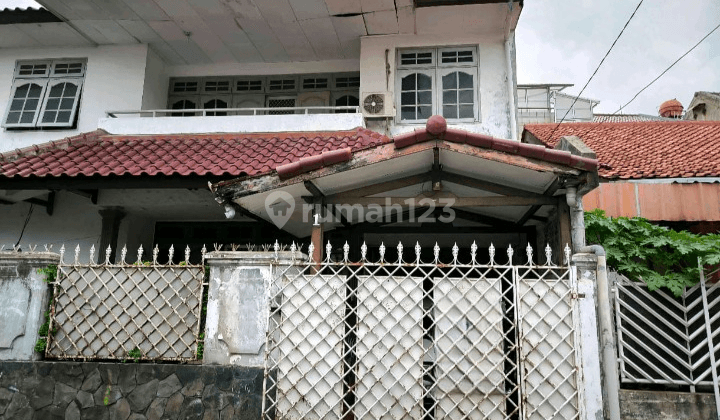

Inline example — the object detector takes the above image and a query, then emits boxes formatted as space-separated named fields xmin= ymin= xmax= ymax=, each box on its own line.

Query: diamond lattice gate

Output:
xmin=262 ymin=242 xmax=581 ymax=420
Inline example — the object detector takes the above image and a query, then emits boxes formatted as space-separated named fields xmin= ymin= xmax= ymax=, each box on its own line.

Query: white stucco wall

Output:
xmin=0 ymin=44 xmax=150 ymax=153
xmin=361 ymin=33 xmax=513 ymax=140
xmin=141 ymin=47 xmax=169 ymax=111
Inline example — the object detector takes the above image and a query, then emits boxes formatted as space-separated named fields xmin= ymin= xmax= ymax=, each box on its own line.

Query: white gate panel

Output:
xmin=434 ymin=274 xmax=507 ymax=419
xmin=356 ymin=275 xmax=424 ymax=419
xmin=275 ymin=274 xmax=346 ymax=420
xmin=517 ymin=267 xmax=579 ymax=420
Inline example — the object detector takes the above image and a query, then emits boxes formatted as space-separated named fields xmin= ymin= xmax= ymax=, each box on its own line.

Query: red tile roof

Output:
xmin=0 ymin=128 xmax=391 ymax=179
xmin=523 ymin=120 xmax=720 ymax=179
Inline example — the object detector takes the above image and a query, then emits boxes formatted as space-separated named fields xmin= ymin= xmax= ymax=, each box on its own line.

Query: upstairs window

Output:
xmin=3 ymin=59 xmax=86 ymax=129
xmin=396 ymin=47 xmax=478 ymax=123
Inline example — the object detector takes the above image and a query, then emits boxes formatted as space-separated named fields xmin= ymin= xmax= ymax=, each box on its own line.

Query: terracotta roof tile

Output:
xmin=0 ymin=128 xmax=391 ymax=180
xmin=524 ymin=120 xmax=720 ymax=179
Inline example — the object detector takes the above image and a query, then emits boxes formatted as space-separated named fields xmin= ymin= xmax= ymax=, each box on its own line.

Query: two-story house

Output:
xmin=0 ymin=0 xmax=598 ymax=267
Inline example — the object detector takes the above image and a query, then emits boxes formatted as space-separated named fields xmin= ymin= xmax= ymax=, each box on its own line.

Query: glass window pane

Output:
xmin=401 ymin=92 xmax=416 ymax=105
xmin=49 ymin=84 xmax=64 ymax=96
xmin=417 ymin=73 xmax=431 ymax=90
xmin=10 ymin=100 xmax=24 ymax=111
xmin=443 ymin=90 xmax=457 ymax=104
xmin=64 ymin=84 xmax=78 ymax=96
xmin=458 ymin=72 xmax=473 ymax=89
xmin=457 ymin=51 xmax=473 ymax=62
xmin=39 ymin=111 xmax=54 ymax=123
xmin=417 ymin=91 xmax=432 ymax=105
xmin=459 ymin=105 xmax=474 ymax=119
xmin=442 ymin=73 xmax=457 ymax=89
xmin=46 ymin=98 xmax=60 ymax=110
xmin=56 ymin=111 xmax=71 ymax=122
xmin=417 ymin=52 xmax=432 ymax=64
xmin=25 ymin=99 xmax=39 ymax=111
xmin=60 ymin=98 xmax=75 ymax=110
xmin=401 ymin=74 xmax=416 ymax=91
xmin=6 ymin=112 xmax=20 ymax=124
xmin=401 ymin=106 xmax=415 ymax=120
xmin=418 ymin=106 xmax=432 ymax=120
xmin=459 ymin=90 xmax=473 ymax=104
xmin=443 ymin=105 xmax=457 ymax=119
xmin=15 ymin=85 xmax=29 ymax=96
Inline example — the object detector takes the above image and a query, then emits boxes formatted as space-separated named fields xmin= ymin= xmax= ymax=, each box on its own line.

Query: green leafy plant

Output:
xmin=103 ymin=385 xmax=111 ymax=406
xmin=585 ymin=209 xmax=720 ymax=296
xmin=37 ymin=265 xmax=57 ymax=283
xmin=196 ymin=333 xmax=204 ymax=360
xmin=127 ymin=347 xmax=142 ymax=362
xmin=34 ymin=338 xmax=47 ymax=353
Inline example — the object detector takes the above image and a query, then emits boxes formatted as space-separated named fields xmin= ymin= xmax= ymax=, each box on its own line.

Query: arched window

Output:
xmin=334 ymin=95 xmax=359 ymax=113
xmin=171 ymin=99 xmax=197 ymax=117
xmin=203 ymin=98 xmax=229 ymax=116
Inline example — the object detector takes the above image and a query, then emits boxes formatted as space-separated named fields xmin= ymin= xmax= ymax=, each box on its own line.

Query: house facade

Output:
xmin=0 ymin=0 xmax=524 ymax=254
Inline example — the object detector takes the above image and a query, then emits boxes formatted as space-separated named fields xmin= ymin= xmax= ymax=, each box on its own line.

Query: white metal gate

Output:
xmin=262 ymin=242 xmax=581 ymax=420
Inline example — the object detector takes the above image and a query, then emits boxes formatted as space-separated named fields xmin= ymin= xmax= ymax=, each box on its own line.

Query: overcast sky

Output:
xmin=516 ymin=0 xmax=720 ymax=115
xmin=4 ymin=0 xmax=718 ymax=115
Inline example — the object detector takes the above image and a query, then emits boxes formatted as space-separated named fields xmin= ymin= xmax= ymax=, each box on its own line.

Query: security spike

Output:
xmin=74 ymin=244 xmax=81 ymax=265
xmin=326 ymin=241 xmax=332 ymax=261
xmin=274 ymin=240 xmax=280 ymax=258
xmin=415 ymin=242 xmax=422 ymax=263
xmin=120 ymin=245 xmax=127 ymax=265
xmin=153 ymin=245 xmax=159 ymax=266
xmin=168 ymin=245 xmax=175 ymax=264
xmin=452 ymin=243 xmax=459 ymax=264
xmin=488 ymin=243 xmax=495 ymax=265
xmin=308 ymin=242 xmax=315 ymax=263
xmin=361 ymin=242 xmax=367 ymax=261
xmin=546 ymin=244 xmax=553 ymax=266
xmin=105 ymin=245 xmax=112 ymax=265
xmin=433 ymin=242 xmax=440 ymax=263
xmin=137 ymin=245 xmax=144 ymax=264
xmin=526 ymin=243 xmax=533 ymax=266
xmin=507 ymin=244 xmax=514 ymax=265
xmin=379 ymin=242 xmax=386 ymax=263
xmin=290 ymin=242 xmax=297 ymax=261
xmin=89 ymin=244 xmax=96 ymax=264
xmin=397 ymin=241 xmax=404 ymax=263
xmin=44 ymin=244 xmax=52 ymax=252
xmin=470 ymin=241 xmax=478 ymax=265
xmin=564 ymin=244 xmax=572 ymax=266
xmin=343 ymin=242 xmax=350 ymax=263
xmin=201 ymin=244 xmax=207 ymax=263
xmin=29 ymin=244 xmax=37 ymax=252
xmin=185 ymin=246 xmax=191 ymax=264
xmin=60 ymin=244 xmax=66 ymax=265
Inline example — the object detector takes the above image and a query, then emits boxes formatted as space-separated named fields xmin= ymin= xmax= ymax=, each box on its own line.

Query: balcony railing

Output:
xmin=106 ymin=106 xmax=361 ymax=118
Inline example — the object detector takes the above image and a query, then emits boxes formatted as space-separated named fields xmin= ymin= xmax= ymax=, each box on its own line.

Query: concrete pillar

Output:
xmin=203 ymin=251 xmax=299 ymax=367
xmin=572 ymin=253 xmax=605 ymax=420
xmin=0 ymin=251 xmax=60 ymax=360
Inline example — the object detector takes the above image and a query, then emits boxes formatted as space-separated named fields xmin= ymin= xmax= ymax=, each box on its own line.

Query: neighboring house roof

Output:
xmin=0 ymin=128 xmax=390 ymax=179
xmin=523 ymin=120 xmax=720 ymax=179
xmin=592 ymin=114 xmax=673 ymax=123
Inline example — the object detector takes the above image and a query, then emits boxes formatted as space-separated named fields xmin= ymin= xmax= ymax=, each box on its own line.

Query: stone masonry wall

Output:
xmin=0 ymin=361 xmax=263 ymax=420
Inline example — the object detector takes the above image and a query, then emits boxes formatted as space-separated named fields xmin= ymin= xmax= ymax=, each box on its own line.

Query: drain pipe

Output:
xmin=567 ymin=187 xmax=621 ymax=420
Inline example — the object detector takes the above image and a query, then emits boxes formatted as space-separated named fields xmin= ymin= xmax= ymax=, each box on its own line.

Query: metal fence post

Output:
xmin=698 ymin=259 xmax=720 ymax=420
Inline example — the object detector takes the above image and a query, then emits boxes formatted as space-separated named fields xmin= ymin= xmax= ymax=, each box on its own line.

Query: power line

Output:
xmin=577 ymin=21 xmax=720 ymax=140
xmin=547 ymin=0 xmax=645 ymax=139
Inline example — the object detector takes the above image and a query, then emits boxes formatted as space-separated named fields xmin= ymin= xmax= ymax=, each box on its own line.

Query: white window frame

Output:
xmin=267 ymin=76 xmax=298 ymax=93
xmin=300 ymin=74 xmax=331 ymax=92
xmin=37 ymin=78 xmax=84 ymax=128
xmin=201 ymin=78 xmax=232 ymax=94
xmin=168 ymin=96 xmax=200 ymax=116
xmin=3 ymin=59 xmax=86 ymax=129
xmin=395 ymin=46 xmax=480 ymax=124
xmin=3 ymin=80 xmax=48 ymax=128
xmin=201 ymin=95 xmax=231 ymax=116
xmin=169 ymin=78 xmax=200 ymax=95
xmin=233 ymin=77 xmax=266 ymax=94
xmin=266 ymin=96 xmax=298 ymax=114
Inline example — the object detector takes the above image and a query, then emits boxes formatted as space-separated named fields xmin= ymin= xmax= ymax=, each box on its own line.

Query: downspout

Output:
xmin=567 ymin=187 xmax=621 ymax=420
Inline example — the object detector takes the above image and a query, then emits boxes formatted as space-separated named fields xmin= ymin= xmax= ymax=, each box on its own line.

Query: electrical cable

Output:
xmin=547 ymin=0 xmax=645 ymax=140
xmin=576 ymin=21 xmax=720 ymax=140
xmin=14 ymin=203 xmax=34 ymax=250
